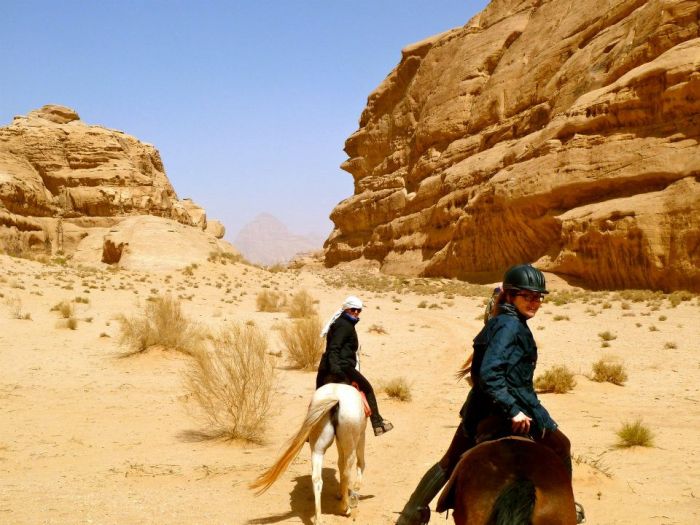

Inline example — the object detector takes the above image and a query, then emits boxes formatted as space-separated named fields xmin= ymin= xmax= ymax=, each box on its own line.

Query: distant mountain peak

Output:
xmin=234 ymin=213 xmax=324 ymax=266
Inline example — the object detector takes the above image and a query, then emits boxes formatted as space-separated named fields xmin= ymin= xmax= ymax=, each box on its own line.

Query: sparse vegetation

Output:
xmin=256 ymin=290 xmax=286 ymax=312
xmin=553 ymin=314 xmax=570 ymax=321
xmin=118 ymin=295 xmax=202 ymax=355
xmin=279 ymin=315 xmax=324 ymax=370
xmin=598 ymin=330 xmax=617 ymax=342
xmin=534 ymin=365 xmax=576 ymax=393
xmin=185 ymin=323 xmax=273 ymax=443
xmin=615 ymin=419 xmax=654 ymax=448
xmin=51 ymin=300 xmax=74 ymax=319
xmin=382 ymin=377 xmax=412 ymax=402
xmin=287 ymin=290 xmax=316 ymax=318
xmin=368 ymin=323 xmax=388 ymax=335
xmin=664 ymin=341 xmax=677 ymax=349
xmin=591 ymin=357 xmax=628 ymax=385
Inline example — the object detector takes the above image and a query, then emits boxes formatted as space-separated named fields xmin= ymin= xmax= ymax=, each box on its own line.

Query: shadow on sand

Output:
xmin=247 ymin=467 xmax=374 ymax=524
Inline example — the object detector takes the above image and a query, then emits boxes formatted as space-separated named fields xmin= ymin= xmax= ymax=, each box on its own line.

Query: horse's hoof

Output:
xmin=348 ymin=491 xmax=359 ymax=509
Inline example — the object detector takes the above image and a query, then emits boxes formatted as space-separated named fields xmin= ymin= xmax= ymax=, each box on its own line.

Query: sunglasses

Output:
xmin=350 ymin=308 xmax=363 ymax=313
xmin=515 ymin=292 xmax=545 ymax=303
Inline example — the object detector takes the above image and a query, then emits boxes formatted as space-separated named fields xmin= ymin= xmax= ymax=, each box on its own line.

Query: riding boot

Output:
xmin=396 ymin=463 xmax=448 ymax=525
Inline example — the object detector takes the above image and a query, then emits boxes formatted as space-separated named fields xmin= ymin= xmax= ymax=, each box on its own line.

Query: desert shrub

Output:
xmin=591 ymin=358 xmax=627 ymax=385
xmin=553 ymin=315 xmax=570 ymax=321
xmin=382 ymin=377 xmax=412 ymax=402
xmin=615 ymin=419 xmax=654 ymax=448
xmin=51 ymin=300 xmax=74 ymax=319
xmin=417 ymin=300 xmax=428 ymax=308
xmin=668 ymin=290 xmax=693 ymax=307
xmin=118 ymin=295 xmax=202 ymax=355
xmin=279 ymin=315 xmax=324 ymax=370
xmin=5 ymin=295 xmax=24 ymax=319
xmin=256 ymin=290 xmax=286 ymax=312
xmin=648 ymin=325 xmax=659 ymax=332
xmin=664 ymin=341 xmax=677 ymax=349
xmin=368 ymin=323 xmax=388 ymax=334
xmin=287 ymin=290 xmax=316 ymax=318
xmin=67 ymin=317 xmax=78 ymax=330
xmin=598 ymin=330 xmax=617 ymax=342
xmin=185 ymin=323 xmax=273 ymax=443
xmin=534 ymin=365 xmax=576 ymax=393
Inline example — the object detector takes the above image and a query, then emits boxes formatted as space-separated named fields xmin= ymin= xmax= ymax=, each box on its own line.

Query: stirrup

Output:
xmin=575 ymin=502 xmax=586 ymax=523
xmin=374 ymin=420 xmax=393 ymax=436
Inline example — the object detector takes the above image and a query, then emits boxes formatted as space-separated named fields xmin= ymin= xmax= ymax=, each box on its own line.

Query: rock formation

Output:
xmin=0 ymin=105 xmax=234 ymax=269
xmin=234 ymin=213 xmax=324 ymax=265
xmin=325 ymin=0 xmax=700 ymax=291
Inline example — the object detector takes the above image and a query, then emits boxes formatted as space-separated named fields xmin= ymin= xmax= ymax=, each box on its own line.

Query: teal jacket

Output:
xmin=462 ymin=303 xmax=556 ymax=437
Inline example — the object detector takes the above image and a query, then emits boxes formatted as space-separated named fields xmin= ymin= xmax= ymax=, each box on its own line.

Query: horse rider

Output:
xmin=396 ymin=264 xmax=584 ymax=524
xmin=317 ymin=295 xmax=394 ymax=436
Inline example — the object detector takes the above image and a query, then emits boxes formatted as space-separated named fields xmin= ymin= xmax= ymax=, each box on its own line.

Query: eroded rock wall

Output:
xmin=325 ymin=0 xmax=700 ymax=291
xmin=0 ymin=105 xmax=231 ymax=267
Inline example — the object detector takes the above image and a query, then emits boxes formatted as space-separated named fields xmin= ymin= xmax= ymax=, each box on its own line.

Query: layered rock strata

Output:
xmin=0 ymin=105 xmax=231 ymax=268
xmin=325 ymin=0 xmax=700 ymax=291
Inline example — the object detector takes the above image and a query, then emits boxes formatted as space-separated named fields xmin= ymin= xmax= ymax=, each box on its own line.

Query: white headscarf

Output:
xmin=320 ymin=295 xmax=364 ymax=337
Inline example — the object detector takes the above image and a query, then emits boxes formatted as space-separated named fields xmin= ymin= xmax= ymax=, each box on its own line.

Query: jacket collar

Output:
xmin=499 ymin=302 xmax=528 ymax=323
xmin=341 ymin=311 xmax=360 ymax=325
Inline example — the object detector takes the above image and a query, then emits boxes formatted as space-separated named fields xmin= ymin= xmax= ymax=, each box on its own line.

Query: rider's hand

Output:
xmin=511 ymin=411 xmax=532 ymax=434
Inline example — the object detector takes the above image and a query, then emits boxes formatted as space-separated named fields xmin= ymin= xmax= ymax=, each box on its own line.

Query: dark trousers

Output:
xmin=439 ymin=415 xmax=572 ymax=478
xmin=316 ymin=367 xmax=383 ymax=427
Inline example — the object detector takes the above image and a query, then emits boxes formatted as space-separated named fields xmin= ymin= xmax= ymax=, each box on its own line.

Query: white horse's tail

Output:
xmin=250 ymin=389 xmax=340 ymax=495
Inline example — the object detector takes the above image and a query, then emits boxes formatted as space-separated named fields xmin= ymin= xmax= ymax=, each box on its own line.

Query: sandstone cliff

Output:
xmin=325 ymin=0 xmax=700 ymax=291
xmin=0 ymin=105 xmax=233 ymax=269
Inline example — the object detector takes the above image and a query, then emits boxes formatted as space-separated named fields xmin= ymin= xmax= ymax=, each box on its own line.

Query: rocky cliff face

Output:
xmin=325 ymin=0 xmax=700 ymax=291
xmin=0 ymin=105 xmax=232 ymax=268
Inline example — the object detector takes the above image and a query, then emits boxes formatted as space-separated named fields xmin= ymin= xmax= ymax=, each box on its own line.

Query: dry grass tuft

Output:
xmin=118 ymin=295 xmax=202 ymax=355
xmin=591 ymin=357 xmax=628 ymax=386
xmin=598 ymin=330 xmax=617 ymax=342
xmin=287 ymin=290 xmax=316 ymax=318
xmin=368 ymin=323 xmax=388 ymax=334
xmin=51 ymin=300 xmax=74 ymax=319
xmin=279 ymin=315 xmax=324 ymax=370
xmin=615 ymin=419 xmax=654 ymax=448
xmin=534 ymin=365 xmax=576 ymax=393
xmin=184 ymin=323 xmax=273 ymax=443
xmin=382 ymin=377 xmax=412 ymax=402
xmin=256 ymin=290 xmax=286 ymax=312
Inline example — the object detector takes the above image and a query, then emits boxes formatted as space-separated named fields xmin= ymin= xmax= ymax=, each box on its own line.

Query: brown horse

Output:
xmin=436 ymin=437 xmax=577 ymax=525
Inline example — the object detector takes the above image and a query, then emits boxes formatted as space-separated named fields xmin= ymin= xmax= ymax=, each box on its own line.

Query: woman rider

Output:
xmin=396 ymin=264 xmax=583 ymax=524
xmin=316 ymin=295 xmax=393 ymax=436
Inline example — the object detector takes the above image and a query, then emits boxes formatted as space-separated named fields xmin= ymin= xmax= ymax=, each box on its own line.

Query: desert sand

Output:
xmin=1 ymin=254 xmax=698 ymax=524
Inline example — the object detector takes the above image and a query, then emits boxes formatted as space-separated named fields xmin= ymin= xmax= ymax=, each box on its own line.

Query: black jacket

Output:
xmin=462 ymin=303 xmax=556 ymax=436
xmin=316 ymin=313 xmax=359 ymax=385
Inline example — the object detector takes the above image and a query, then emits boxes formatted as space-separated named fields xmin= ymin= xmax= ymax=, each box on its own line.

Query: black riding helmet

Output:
xmin=502 ymin=263 xmax=549 ymax=294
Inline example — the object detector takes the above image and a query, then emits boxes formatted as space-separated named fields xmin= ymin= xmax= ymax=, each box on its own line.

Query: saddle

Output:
xmin=351 ymin=382 xmax=372 ymax=418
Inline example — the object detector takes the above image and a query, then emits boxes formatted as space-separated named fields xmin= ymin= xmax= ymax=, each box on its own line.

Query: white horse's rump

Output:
xmin=250 ymin=383 xmax=367 ymax=524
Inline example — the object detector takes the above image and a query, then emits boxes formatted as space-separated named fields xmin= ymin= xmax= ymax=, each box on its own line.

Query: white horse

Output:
xmin=250 ymin=383 xmax=367 ymax=524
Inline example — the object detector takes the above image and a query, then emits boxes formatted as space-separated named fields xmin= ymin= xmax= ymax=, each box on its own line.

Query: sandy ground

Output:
xmin=1 ymin=254 xmax=699 ymax=525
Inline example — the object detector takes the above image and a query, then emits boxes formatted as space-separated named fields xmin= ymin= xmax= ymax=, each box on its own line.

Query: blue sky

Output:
xmin=2 ymin=1 xmax=489 ymax=241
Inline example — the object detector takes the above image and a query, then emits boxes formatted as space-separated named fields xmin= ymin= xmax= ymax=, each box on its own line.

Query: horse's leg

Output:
xmin=354 ymin=423 xmax=366 ymax=494
xmin=311 ymin=449 xmax=324 ymax=524
xmin=311 ymin=419 xmax=335 ymax=525
xmin=340 ymin=448 xmax=357 ymax=515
